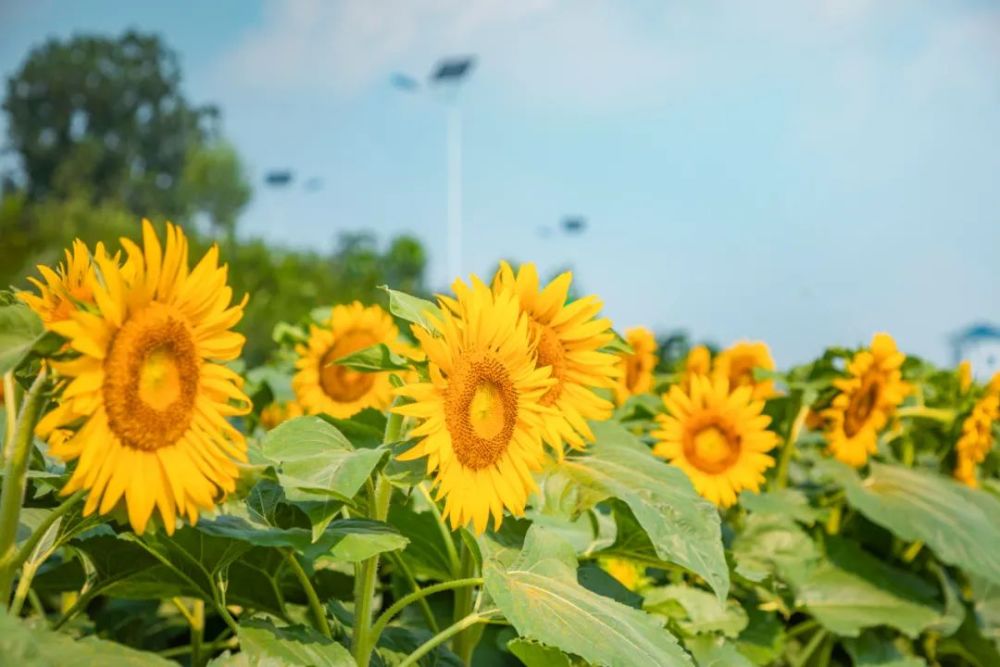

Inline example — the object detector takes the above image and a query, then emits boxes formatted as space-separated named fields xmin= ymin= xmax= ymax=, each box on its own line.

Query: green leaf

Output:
xmin=0 ymin=302 xmax=44 ymax=374
xmin=684 ymin=636 xmax=755 ymax=667
xmin=783 ymin=539 xmax=942 ymax=637
xmin=735 ymin=605 xmax=785 ymax=665
xmin=389 ymin=504 xmax=459 ymax=580
xmin=377 ymin=626 xmax=463 ymax=666
xmin=563 ymin=421 xmax=728 ymax=600
xmin=0 ymin=611 xmax=175 ymax=666
xmin=261 ymin=416 xmax=387 ymax=502
xmin=196 ymin=515 xmax=408 ymax=563
xmin=827 ymin=461 xmax=1000 ymax=586
xmin=731 ymin=514 xmax=818 ymax=583
xmin=842 ymin=631 xmax=927 ymax=666
xmin=483 ymin=524 xmax=694 ymax=667
xmin=738 ymin=489 xmax=819 ymax=525
xmin=507 ymin=638 xmax=574 ymax=667
xmin=380 ymin=286 xmax=442 ymax=330
xmin=237 ymin=618 xmax=353 ymax=666
xmin=334 ymin=343 xmax=411 ymax=372
xmin=644 ymin=585 xmax=748 ymax=638
xmin=936 ymin=611 xmax=1000 ymax=667
xmin=577 ymin=562 xmax=643 ymax=609
xmin=323 ymin=408 xmax=388 ymax=449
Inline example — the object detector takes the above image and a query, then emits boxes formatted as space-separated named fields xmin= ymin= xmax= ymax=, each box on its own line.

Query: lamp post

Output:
xmin=392 ymin=56 xmax=475 ymax=284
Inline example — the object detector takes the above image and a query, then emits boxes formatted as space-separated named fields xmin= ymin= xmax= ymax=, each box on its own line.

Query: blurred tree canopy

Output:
xmin=1 ymin=31 xmax=428 ymax=363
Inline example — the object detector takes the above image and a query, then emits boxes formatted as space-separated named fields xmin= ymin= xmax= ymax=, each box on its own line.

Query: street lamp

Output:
xmin=392 ymin=56 xmax=476 ymax=284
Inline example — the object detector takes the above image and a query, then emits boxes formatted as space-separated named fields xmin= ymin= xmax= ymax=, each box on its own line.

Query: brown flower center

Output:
xmin=844 ymin=378 xmax=880 ymax=437
xmin=445 ymin=352 xmax=519 ymax=470
xmin=684 ymin=418 xmax=741 ymax=474
xmin=319 ymin=329 xmax=378 ymax=402
xmin=103 ymin=305 xmax=199 ymax=451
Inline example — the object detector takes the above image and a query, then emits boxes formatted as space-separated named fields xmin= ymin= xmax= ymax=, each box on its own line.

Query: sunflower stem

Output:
xmin=3 ymin=372 xmax=17 ymax=461
xmin=190 ymin=599 xmax=206 ymax=667
xmin=772 ymin=403 xmax=808 ymax=491
xmin=398 ymin=610 xmax=494 ymax=667
xmin=353 ymin=470 xmax=393 ymax=666
xmin=451 ymin=542 xmax=479 ymax=663
xmin=286 ymin=551 xmax=332 ymax=638
xmin=370 ymin=577 xmax=482 ymax=646
xmin=418 ymin=482 xmax=460 ymax=576
xmin=386 ymin=551 xmax=439 ymax=633
xmin=896 ymin=406 xmax=955 ymax=422
xmin=8 ymin=490 xmax=83 ymax=576
xmin=0 ymin=368 xmax=48 ymax=609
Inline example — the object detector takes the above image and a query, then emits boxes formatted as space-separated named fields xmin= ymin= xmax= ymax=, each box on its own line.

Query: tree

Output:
xmin=3 ymin=31 xmax=214 ymax=218
xmin=179 ymin=141 xmax=252 ymax=239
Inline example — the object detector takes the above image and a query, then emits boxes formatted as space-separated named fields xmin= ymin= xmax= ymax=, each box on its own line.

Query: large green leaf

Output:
xmin=334 ymin=343 xmax=411 ymax=372
xmin=731 ymin=513 xmax=818 ymax=583
xmin=0 ymin=611 xmax=174 ymax=666
xmin=783 ymin=539 xmax=942 ymax=637
xmin=198 ymin=515 xmax=408 ymax=563
xmin=684 ymin=636 xmax=755 ymax=667
xmin=237 ymin=618 xmax=353 ymax=666
xmin=562 ymin=421 xmax=728 ymax=600
xmin=826 ymin=461 xmax=1000 ymax=586
xmin=507 ymin=638 xmax=574 ymax=667
xmin=389 ymin=504 xmax=459 ymax=580
xmin=842 ymin=632 xmax=927 ymax=667
xmin=483 ymin=524 xmax=694 ymax=667
xmin=735 ymin=605 xmax=785 ymax=666
xmin=644 ymin=585 xmax=748 ymax=638
xmin=0 ymin=302 xmax=44 ymax=374
xmin=261 ymin=416 xmax=388 ymax=503
xmin=380 ymin=286 xmax=442 ymax=330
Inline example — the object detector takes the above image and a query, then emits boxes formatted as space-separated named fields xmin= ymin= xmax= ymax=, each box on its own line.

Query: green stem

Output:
xmin=451 ymin=543 xmax=478 ymax=662
xmin=3 ymin=372 xmax=16 ymax=460
xmin=7 ymin=490 xmax=84 ymax=575
xmin=353 ymin=473 xmax=393 ymax=666
xmin=54 ymin=589 xmax=96 ymax=630
xmin=825 ymin=505 xmax=842 ymax=536
xmin=418 ymin=482 xmax=459 ymax=575
xmin=386 ymin=552 xmax=439 ymax=633
xmin=785 ymin=618 xmax=819 ymax=640
xmin=0 ymin=368 xmax=47 ymax=608
xmin=896 ymin=406 xmax=954 ymax=422
xmin=791 ymin=628 xmax=829 ymax=667
xmin=398 ymin=611 xmax=492 ymax=667
xmin=772 ymin=404 xmax=808 ymax=491
xmin=370 ymin=577 xmax=482 ymax=645
xmin=191 ymin=599 xmax=206 ymax=667
xmin=158 ymin=638 xmax=238 ymax=659
xmin=286 ymin=551 xmax=332 ymax=638
xmin=902 ymin=540 xmax=924 ymax=563
xmin=901 ymin=437 xmax=915 ymax=467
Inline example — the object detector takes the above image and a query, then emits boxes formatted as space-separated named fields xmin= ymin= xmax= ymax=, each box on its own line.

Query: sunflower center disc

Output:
xmin=687 ymin=423 xmax=740 ymax=474
xmin=320 ymin=329 xmax=377 ymax=402
xmin=534 ymin=323 xmax=565 ymax=407
xmin=844 ymin=379 xmax=880 ymax=437
xmin=103 ymin=305 xmax=199 ymax=451
xmin=446 ymin=353 xmax=518 ymax=470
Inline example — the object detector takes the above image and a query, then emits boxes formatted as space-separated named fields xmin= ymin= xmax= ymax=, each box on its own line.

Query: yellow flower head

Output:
xmin=958 ymin=360 xmax=973 ymax=393
xmin=260 ymin=400 xmax=304 ymax=430
xmin=293 ymin=302 xmax=401 ymax=419
xmin=956 ymin=392 xmax=999 ymax=465
xmin=681 ymin=344 xmax=712 ymax=391
xmin=19 ymin=239 xmax=102 ymax=325
xmin=36 ymin=221 xmax=250 ymax=534
xmin=822 ymin=332 xmax=910 ymax=467
xmin=393 ymin=276 xmax=555 ymax=534
xmin=600 ymin=557 xmax=645 ymax=591
xmin=613 ymin=326 xmax=659 ymax=405
xmin=652 ymin=374 xmax=777 ymax=508
xmin=713 ymin=340 xmax=778 ymax=400
xmin=490 ymin=261 xmax=621 ymax=454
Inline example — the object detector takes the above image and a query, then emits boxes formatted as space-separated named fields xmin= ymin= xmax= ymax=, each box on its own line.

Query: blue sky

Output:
xmin=2 ymin=0 xmax=998 ymax=367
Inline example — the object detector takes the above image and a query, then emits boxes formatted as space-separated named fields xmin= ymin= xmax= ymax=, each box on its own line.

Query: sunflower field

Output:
xmin=1 ymin=221 xmax=999 ymax=667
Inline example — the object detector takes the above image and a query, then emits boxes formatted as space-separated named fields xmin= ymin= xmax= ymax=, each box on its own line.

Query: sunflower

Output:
xmin=822 ymin=333 xmax=910 ymax=467
xmin=956 ymin=392 xmax=999 ymax=465
xmin=19 ymin=239 xmax=101 ymax=325
xmin=293 ymin=302 xmax=401 ymax=418
xmin=600 ymin=557 xmax=645 ymax=591
xmin=713 ymin=340 xmax=778 ymax=400
xmin=954 ymin=455 xmax=978 ymax=488
xmin=681 ymin=344 xmax=711 ymax=390
xmin=35 ymin=221 xmax=250 ymax=534
xmin=393 ymin=276 xmax=555 ymax=534
xmin=652 ymin=374 xmax=777 ymax=508
xmin=260 ymin=400 xmax=304 ymax=430
xmin=613 ymin=326 xmax=659 ymax=405
xmin=490 ymin=261 xmax=620 ymax=454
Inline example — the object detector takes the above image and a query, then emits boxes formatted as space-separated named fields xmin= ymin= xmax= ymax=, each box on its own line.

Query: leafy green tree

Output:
xmin=179 ymin=141 xmax=251 ymax=239
xmin=3 ymin=31 xmax=212 ymax=217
